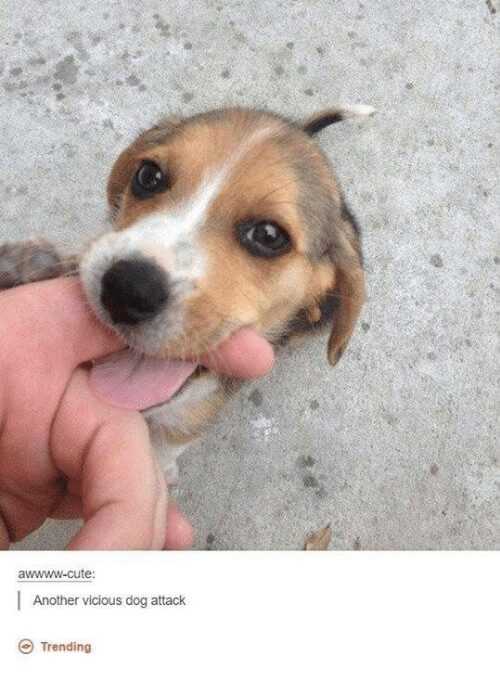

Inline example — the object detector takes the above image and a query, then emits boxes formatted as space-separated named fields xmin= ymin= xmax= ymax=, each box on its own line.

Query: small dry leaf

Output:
xmin=304 ymin=524 xmax=332 ymax=550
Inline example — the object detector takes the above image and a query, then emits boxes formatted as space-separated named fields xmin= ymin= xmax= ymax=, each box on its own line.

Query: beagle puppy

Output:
xmin=0 ymin=105 xmax=371 ymax=483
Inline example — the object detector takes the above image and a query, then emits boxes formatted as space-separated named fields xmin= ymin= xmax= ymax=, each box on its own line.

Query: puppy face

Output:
xmin=81 ymin=107 xmax=365 ymax=366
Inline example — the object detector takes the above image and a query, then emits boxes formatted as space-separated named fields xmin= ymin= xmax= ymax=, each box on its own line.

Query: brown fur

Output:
xmin=106 ymin=108 xmax=365 ymax=365
xmin=0 ymin=106 xmax=367 ymax=445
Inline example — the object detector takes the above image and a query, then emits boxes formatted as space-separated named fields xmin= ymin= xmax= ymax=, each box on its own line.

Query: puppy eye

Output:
xmin=236 ymin=220 xmax=291 ymax=258
xmin=131 ymin=160 xmax=169 ymax=199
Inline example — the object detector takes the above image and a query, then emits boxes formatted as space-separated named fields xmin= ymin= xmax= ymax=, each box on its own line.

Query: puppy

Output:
xmin=0 ymin=105 xmax=371 ymax=483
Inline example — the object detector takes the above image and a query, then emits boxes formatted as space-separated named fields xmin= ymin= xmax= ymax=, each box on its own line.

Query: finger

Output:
xmin=0 ymin=509 xmax=11 ymax=550
xmin=164 ymin=502 xmax=194 ymax=550
xmin=53 ymin=478 xmax=191 ymax=547
xmin=52 ymin=369 xmax=168 ymax=550
xmin=0 ymin=277 xmax=123 ymax=367
xmin=52 ymin=496 xmax=194 ymax=551
xmin=201 ymin=327 xmax=275 ymax=379
xmin=69 ymin=416 xmax=167 ymax=550
xmin=0 ymin=484 xmax=63 ymax=544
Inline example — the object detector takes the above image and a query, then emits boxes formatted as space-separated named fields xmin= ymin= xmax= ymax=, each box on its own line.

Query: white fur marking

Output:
xmin=80 ymin=123 xmax=281 ymax=350
xmin=337 ymin=103 xmax=376 ymax=118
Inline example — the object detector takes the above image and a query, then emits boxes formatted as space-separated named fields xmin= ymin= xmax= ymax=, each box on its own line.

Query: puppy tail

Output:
xmin=303 ymin=104 xmax=376 ymax=136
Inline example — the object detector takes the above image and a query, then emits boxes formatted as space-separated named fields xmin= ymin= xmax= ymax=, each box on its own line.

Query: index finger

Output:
xmin=3 ymin=279 xmax=275 ymax=379
xmin=0 ymin=277 xmax=123 ymax=368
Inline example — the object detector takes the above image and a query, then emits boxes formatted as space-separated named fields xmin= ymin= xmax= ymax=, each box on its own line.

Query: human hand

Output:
xmin=0 ymin=278 xmax=274 ymax=550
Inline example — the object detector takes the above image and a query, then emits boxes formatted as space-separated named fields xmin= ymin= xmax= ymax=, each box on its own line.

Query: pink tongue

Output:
xmin=90 ymin=350 xmax=197 ymax=411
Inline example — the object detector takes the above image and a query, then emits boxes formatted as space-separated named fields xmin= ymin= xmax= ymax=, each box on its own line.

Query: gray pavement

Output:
xmin=2 ymin=0 xmax=498 ymax=549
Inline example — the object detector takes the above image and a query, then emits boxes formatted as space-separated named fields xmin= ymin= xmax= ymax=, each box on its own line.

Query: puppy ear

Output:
xmin=302 ymin=104 xmax=375 ymax=136
xmin=107 ymin=116 xmax=181 ymax=211
xmin=326 ymin=261 xmax=365 ymax=366
xmin=320 ymin=203 xmax=365 ymax=366
xmin=285 ymin=203 xmax=365 ymax=366
xmin=324 ymin=204 xmax=365 ymax=366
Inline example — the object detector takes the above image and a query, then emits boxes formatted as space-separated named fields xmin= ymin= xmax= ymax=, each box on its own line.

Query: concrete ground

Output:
xmin=2 ymin=0 xmax=498 ymax=550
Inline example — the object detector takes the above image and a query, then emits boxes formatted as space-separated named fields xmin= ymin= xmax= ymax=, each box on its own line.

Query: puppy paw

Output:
xmin=0 ymin=240 xmax=77 ymax=290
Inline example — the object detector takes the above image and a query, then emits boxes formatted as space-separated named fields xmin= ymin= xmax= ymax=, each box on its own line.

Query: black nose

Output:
xmin=100 ymin=258 xmax=168 ymax=325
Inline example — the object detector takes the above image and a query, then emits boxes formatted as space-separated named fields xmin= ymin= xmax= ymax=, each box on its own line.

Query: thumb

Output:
xmin=0 ymin=277 xmax=123 ymax=367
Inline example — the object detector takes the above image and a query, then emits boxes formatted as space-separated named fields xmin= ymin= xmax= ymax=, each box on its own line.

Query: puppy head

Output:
xmin=81 ymin=106 xmax=368 ymax=366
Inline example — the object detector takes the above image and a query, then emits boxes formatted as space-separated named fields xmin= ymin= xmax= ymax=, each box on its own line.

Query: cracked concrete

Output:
xmin=2 ymin=0 xmax=498 ymax=550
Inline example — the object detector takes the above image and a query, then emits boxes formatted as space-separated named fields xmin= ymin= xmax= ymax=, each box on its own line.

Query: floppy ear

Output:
xmin=310 ymin=203 xmax=365 ymax=366
xmin=326 ymin=228 xmax=365 ymax=366
xmin=302 ymin=104 xmax=375 ymax=136
xmin=286 ymin=205 xmax=365 ymax=366
xmin=107 ymin=116 xmax=181 ymax=211
xmin=302 ymin=108 xmax=371 ymax=363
